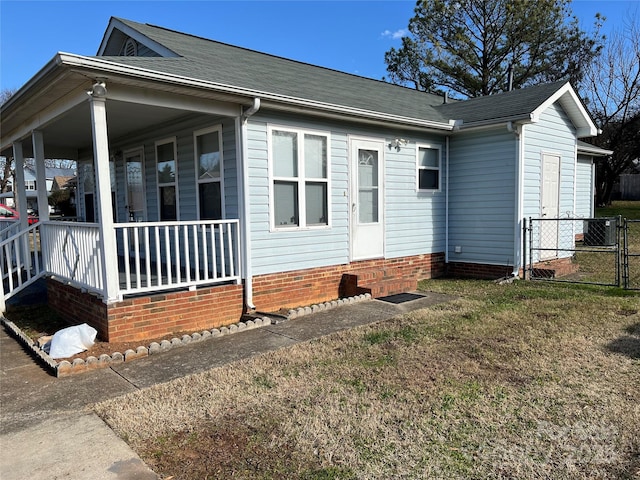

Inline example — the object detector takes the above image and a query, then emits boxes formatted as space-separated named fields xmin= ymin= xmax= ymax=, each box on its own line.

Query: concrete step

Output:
xmin=341 ymin=269 xmax=417 ymax=298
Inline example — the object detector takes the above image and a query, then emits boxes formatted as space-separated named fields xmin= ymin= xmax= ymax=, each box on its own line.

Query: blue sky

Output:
xmin=1 ymin=0 xmax=638 ymax=92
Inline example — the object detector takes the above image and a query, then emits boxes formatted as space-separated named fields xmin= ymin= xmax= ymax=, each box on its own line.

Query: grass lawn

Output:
xmin=95 ymin=279 xmax=640 ymax=479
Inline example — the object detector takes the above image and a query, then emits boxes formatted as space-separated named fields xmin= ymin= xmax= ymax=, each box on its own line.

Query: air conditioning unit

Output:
xmin=583 ymin=218 xmax=617 ymax=246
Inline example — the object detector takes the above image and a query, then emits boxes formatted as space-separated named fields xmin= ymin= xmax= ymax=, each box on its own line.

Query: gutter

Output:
xmin=445 ymin=136 xmax=450 ymax=264
xmin=238 ymin=98 xmax=261 ymax=310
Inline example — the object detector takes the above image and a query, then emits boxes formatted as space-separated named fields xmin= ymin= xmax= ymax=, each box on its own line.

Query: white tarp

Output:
xmin=47 ymin=323 xmax=97 ymax=359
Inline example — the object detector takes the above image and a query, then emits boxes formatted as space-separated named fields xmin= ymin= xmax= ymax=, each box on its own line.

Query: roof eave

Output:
xmin=452 ymin=114 xmax=535 ymax=131
xmin=56 ymin=53 xmax=454 ymax=131
xmin=531 ymin=82 xmax=598 ymax=137
xmin=577 ymin=144 xmax=613 ymax=156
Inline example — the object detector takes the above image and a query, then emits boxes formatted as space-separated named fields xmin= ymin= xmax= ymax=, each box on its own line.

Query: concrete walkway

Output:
xmin=0 ymin=292 xmax=453 ymax=479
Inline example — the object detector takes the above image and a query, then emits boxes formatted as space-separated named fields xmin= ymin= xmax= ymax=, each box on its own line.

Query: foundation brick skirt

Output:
xmin=46 ymin=252 xmax=445 ymax=343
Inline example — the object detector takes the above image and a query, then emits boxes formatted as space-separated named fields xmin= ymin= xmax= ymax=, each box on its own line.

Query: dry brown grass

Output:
xmin=95 ymin=280 xmax=640 ymax=480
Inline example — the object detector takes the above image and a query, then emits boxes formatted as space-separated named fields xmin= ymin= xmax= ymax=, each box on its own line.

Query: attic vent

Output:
xmin=123 ymin=38 xmax=138 ymax=57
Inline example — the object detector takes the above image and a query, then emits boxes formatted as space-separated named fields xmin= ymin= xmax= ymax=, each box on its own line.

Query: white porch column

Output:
xmin=32 ymin=131 xmax=49 ymax=222
xmin=88 ymin=86 xmax=120 ymax=303
xmin=12 ymin=142 xmax=29 ymax=230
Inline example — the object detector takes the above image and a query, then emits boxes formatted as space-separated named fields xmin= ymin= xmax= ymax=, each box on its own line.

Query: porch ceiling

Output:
xmin=6 ymin=97 xmax=201 ymax=160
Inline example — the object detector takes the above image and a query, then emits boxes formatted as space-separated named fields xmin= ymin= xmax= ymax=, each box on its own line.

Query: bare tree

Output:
xmin=0 ymin=88 xmax=16 ymax=105
xmin=580 ymin=9 xmax=640 ymax=205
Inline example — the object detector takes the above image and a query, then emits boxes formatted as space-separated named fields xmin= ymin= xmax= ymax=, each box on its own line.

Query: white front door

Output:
xmin=540 ymin=153 xmax=560 ymax=259
xmin=351 ymin=138 xmax=384 ymax=260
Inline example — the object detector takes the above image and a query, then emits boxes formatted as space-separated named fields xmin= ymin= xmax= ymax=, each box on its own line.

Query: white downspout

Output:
xmin=445 ymin=136 xmax=450 ymax=264
xmin=238 ymin=98 xmax=260 ymax=310
xmin=509 ymin=121 xmax=524 ymax=277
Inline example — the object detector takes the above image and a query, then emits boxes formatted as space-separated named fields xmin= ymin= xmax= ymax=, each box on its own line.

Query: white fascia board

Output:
xmin=531 ymin=82 xmax=598 ymax=137
xmin=58 ymin=54 xmax=454 ymax=131
xmin=97 ymin=18 xmax=179 ymax=57
xmin=577 ymin=144 xmax=613 ymax=156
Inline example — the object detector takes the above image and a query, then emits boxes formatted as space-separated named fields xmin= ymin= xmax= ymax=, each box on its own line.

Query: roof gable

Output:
xmin=436 ymin=81 xmax=597 ymax=136
xmin=97 ymin=17 xmax=179 ymax=57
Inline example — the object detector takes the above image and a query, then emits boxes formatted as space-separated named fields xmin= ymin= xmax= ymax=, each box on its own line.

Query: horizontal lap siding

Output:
xmin=247 ymin=113 xmax=446 ymax=276
xmin=448 ymin=128 xmax=517 ymax=266
xmin=576 ymin=155 xmax=594 ymax=219
xmin=247 ymin=116 xmax=349 ymax=275
xmin=108 ymin=114 xmax=238 ymax=223
xmin=523 ymin=103 xmax=577 ymax=220
xmin=385 ymin=137 xmax=445 ymax=257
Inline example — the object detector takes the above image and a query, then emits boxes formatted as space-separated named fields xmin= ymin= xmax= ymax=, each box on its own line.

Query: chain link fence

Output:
xmin=622 ymin=219 xmax=640 ymax=290
xmin=525 ymin=217 xmax=622 ymax=287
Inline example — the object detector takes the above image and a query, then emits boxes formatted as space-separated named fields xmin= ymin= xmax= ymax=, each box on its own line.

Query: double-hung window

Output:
xmin=195 ymin=126 xmax=223 ymax=220
xmin=270 ymin=126 xmax=330 ymax=229
xmin=155 ymin=138 xmax=178 ymax=221
xmin=417 ymin=144 xmax=441 ymax=191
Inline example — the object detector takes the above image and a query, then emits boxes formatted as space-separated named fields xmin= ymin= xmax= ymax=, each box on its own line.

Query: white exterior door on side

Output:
xmin=350 ymin=138 xmax=384 ymax=260
xmin=540 ymin=153 xmax=561 ymax=259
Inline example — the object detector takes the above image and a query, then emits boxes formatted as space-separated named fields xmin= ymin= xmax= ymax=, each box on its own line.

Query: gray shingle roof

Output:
xmin=99 ymin=18 xmax=571 ymax=127
xmin=435 ymin=81 xmax=569 ymax=124
xmin=101 ymin=18 xmax=451 ymax=124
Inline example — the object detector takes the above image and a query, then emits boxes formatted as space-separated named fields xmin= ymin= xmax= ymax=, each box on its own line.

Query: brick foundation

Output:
xmin=46 ymin=252 xmax=445 ymax=343
xmin=46 ymin=278 xmax=244 ymax=343
xmin=252 ymin=252 xmax=445 ymax=312
xmin=446 ymin=262 xmax=515 ymax=280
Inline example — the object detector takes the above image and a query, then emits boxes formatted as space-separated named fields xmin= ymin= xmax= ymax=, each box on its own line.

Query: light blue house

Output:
xmin=0 ymin=18 xmax=605 ymax=341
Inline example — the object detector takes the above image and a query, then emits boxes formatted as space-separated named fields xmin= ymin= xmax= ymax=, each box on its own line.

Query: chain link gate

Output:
xmin=622 ymin=219 xmax=640 ymax=290
xmin=524 ymin=217 xmax=622 ymax=287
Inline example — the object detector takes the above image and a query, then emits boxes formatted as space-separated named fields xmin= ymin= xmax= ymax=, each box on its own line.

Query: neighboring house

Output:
xmin=0 ymin=17 xmax=605 ymax=342
xmin=0 ymin=166 xmax=76 ymax=214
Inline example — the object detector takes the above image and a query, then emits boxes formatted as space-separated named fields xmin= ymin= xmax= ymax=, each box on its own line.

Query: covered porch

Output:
xmin=0 ymin=60 xmax=258 ymax=341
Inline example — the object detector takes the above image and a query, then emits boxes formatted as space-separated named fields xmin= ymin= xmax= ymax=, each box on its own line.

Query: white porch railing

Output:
xmin=0 ymin=223 xmax=44 ymax=309
xmin=115 ymin=220 xmax=241 ymax=296
xmin=40 ymin=222 xmax=104 ymax=293
xmin=1 ymin=219 xmax=241 ymax=308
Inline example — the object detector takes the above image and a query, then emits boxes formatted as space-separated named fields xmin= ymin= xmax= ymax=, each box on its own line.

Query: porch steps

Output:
xmin=531 ymin=259 xmax=579 ymax=279
xmin=341 ymin=268 xmax=417 ymax=299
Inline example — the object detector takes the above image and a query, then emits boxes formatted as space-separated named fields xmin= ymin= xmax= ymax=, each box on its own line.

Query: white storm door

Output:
xmin=124 ymin=148 xmax=146 ymax=222
xmin=540 ymin=153 xmax=560 ymax=259
xmin=351 ymin=139 xmax=384 ymax=260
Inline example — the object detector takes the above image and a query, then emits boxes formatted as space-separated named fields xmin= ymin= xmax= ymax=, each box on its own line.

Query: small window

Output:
xmin=269 ymin=126 xmax=330 ymax=229
xmin=155 ymin=138 xmax=178 ymax=221
xmin=417 ymin=145 xmax=441 ymax=191
xmin=194 ymin=126 xmax=223 ymax=220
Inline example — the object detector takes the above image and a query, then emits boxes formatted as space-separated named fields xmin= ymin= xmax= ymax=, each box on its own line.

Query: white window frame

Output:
xmin=268 ymin=125 xmax=331 ymax=231
xmin=155 ymin=137 xmax=179 ymax=221
xmin=416 ymin=143 xmax=442 ymax=192
xmin=194 ymin=125 xmax=225 ymax=220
